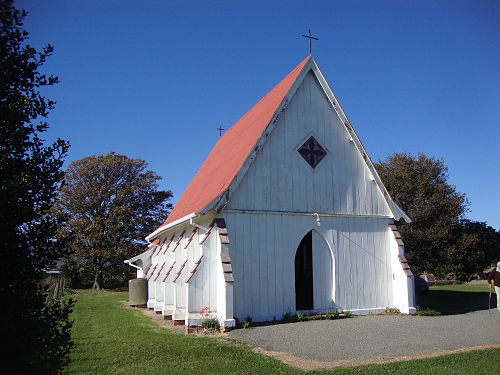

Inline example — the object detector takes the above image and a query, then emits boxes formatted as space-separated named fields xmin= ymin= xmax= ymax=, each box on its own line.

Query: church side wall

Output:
xmin=154 ymin=247 xmax=165 ymax=310
xmin=147 ymin=245 xmax=160 ymax=308
xmin=173 ymin=232 xmax=188 ymax=309
xmin=227 ymin=71 xmax=392 ymax=217
xmin=163 ymin=243 xmax=175 ymax=307
xmin=390 ymin=232 xmax=416 ymax=314
xmin=188 ymin=229 xmax=218 ymax=314
xmin=220 ymin=212 xmax=395 ymax=322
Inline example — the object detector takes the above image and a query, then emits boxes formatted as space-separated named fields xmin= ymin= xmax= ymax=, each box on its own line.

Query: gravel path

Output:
xmin=228 ymin=309 xmax=500 ymax=365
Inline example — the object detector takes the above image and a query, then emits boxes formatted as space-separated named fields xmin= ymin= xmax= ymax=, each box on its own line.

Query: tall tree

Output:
xmin=0 ymin=1 xmax=73 ymax=373
xmin=446 ymin=219 xmax=500 ymax=280
xmin=55 ymin=152 xmax=172 ymax=289
xmin=375 ymin=153 xmax=468 ymax=276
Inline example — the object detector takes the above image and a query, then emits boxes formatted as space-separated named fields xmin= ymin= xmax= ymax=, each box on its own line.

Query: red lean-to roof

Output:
xmin=161 ymin=56 xmax=310 ymax=227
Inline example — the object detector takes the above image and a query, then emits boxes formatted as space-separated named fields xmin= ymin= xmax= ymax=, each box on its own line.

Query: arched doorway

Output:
xmin=295 ymin=231 xmax=313 ymax=310
xmin=295 ymin=230 xmax=334 ymax=311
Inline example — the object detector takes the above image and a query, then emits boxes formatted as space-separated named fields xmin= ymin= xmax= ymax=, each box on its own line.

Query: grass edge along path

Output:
xmin=65 ymin=290 xmax=500 ymax=375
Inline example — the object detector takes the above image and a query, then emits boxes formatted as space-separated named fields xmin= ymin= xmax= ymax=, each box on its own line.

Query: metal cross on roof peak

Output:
xmin=217 ymin=126 xmax=225 ymax=137
xmin=301 ymin=29 xmax=319 ymax=55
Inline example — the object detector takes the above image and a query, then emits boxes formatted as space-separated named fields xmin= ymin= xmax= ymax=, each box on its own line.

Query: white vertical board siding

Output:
xmin=207 ymin=230 xmax=219 ymax=312
xmin=331 ymin=217 xmax=394 ymax=312
xmin=250 ymin=214 xmax=261 ymax=318
xmin=171 ymin=233 xmax=181 ymax=308
xmin=390 ymin=231 xmax=416 ymax=313
xmin=163 ymin=243 xmax=175 ymax=306
xmin=147 ymin=278 xmax=155 ymax=306
xmin=147 ymin=247 xmax=159 ymax=307
xmin=154 ymin=249 xmax=165 ymax=307
xmin=183 ymin=228 xmax=196 ymax=312
xmin=174 ymin=234 xmax=187 ymax=309
xmin=222 ymin=212 xmax=395 ymax=321
xmin=188 ymin=229 xmax=219 ymax=313
xmin=227 ymin=71 xmax=392 ymax=217
xmin=312 ymin=231 xmax=334 ymax=311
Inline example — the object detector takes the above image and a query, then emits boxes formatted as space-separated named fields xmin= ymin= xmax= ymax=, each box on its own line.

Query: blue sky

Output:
xmin=17 ymin=0 xmax=500 ymax=228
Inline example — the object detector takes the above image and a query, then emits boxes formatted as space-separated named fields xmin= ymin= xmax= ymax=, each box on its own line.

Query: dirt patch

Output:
xmin=127 ymin=304 xmax=187 ymax=335
xmin=121 ymin=302 xmax=228 ymax=337
xmin=251 ymin=344 xmax=500 ymax=370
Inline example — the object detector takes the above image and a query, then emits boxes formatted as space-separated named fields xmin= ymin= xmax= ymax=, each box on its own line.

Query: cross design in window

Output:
xmin=297 ymin=136 xmax=327 ymax=169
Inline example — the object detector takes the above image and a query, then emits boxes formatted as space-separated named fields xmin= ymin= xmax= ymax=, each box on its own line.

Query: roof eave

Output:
xmin=145 ymin=212 xmax=199 ymax=242
xmin=125 ymin=248 xmax=153 ymax=264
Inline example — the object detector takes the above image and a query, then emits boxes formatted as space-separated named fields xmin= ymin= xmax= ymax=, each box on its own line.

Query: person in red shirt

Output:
xmin=487 ymin=261 xmax=500 ymax=313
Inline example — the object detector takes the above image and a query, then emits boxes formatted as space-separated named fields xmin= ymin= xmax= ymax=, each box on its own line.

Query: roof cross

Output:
xmin=217 ymin=126 xmax=225 ymax=137
xmin=301 ymin=29 xmax=319 ymax=55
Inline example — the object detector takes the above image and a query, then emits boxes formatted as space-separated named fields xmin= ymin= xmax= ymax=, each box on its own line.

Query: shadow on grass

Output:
xmin=416 ymin=289 xmax=496 ymax=315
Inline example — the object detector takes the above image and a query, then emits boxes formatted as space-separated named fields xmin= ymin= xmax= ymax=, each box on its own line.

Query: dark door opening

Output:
xmin=295 ymin=231 xmax=313 ymax=310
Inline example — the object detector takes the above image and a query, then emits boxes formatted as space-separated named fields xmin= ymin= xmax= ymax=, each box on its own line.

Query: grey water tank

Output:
xmin=129 ymin=278 xmax=148 ymax=306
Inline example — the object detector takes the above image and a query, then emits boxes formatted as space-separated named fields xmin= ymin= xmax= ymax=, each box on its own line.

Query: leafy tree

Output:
xmin=459 ymin=220 xmax=500 ymax=269
xmin=446 ymin=219 xmax=500 ymax=279
xmin=375 ymin=153 xmax=468 ymax=276
xmin=0 ymin=1 xmax=73 ymax=373
xmin=55 ymin=152 xmax=172 ymax=289
xmin=377 ymin=153 xmax=500 ymax=280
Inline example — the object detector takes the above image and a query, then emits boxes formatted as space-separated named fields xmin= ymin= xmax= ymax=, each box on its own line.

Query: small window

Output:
xmin=297 ymin=136 xmax=327 ymax=169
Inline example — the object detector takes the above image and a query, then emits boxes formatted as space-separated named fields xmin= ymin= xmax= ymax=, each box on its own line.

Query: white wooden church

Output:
xmin=125 ymin=56 xmax=416 ymax=328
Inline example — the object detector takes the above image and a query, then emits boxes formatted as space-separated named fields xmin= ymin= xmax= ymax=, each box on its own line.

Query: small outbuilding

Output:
xmin=126 ymin=56 xmax=416 ymax=328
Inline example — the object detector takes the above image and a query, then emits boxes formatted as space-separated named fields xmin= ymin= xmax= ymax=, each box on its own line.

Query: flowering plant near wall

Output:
xmin=199 ymin=306 xmax=220 ymax=331
xmin=199 ymin=306 xmax=211 ymax=319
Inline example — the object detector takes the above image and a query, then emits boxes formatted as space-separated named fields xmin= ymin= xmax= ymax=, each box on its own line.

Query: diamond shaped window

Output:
xmin=297 ymin=136 xmax=327 ymax=169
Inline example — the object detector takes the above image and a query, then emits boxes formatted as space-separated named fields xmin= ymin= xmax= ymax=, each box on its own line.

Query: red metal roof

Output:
xmin=161 ymin=56 xmax=311 ymax=227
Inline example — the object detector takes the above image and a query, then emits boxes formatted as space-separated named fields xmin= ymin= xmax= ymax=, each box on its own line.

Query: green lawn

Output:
xmin=416 ymin=283 xmax=495 ymax=314
xmin=65 ymin=289 xmax=500 ymax=375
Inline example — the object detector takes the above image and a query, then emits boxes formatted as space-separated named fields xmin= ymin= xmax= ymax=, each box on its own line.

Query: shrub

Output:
xmin=201 ymin=318 xmax=220 ymax=330
xmin=240 ymin=315 xmax=253 ymax=329
xmin=282 ymin=312 xmax=291 ymax=321
xmin=412 ymin=308 xmax=442 ymax=316
xmin=384 ymin=307 xmax=401 ymax=314
xmin=288 ymin=311 xmax=352 ymax=322
xmin=199 ymin=307 xmax=220 ymax=331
